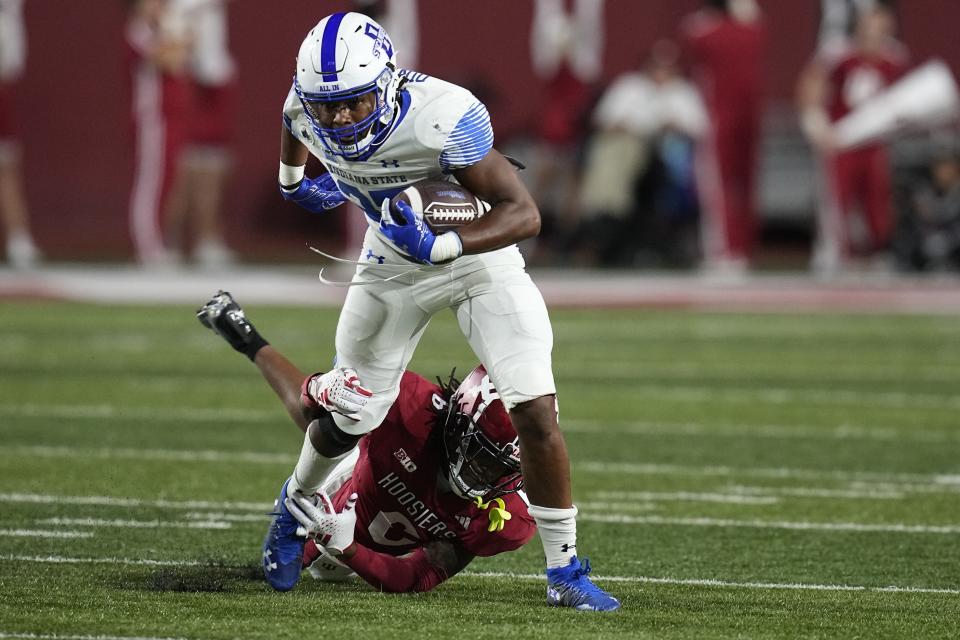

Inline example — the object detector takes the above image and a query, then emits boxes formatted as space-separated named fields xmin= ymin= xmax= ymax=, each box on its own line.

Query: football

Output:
xmin=391 ymin=179 xmax=489 ymax=233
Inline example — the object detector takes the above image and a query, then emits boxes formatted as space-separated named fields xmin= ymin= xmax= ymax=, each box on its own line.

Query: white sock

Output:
xmin=528 ymin=504 xmax=579 ymax=569
xmin=288 ymin=428 xmax=351 ymax=496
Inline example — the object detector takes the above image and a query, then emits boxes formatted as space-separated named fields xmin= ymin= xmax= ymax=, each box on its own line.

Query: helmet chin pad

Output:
xmin=296 ymin=68 xmax=398 ymax=159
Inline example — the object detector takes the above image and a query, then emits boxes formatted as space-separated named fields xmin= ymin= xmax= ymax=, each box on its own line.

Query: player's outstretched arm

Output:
xmin=452 ymin=149 xmax=541 ymax=254
xmin=196 ymin=290 xmax=312 ymax=433
xmin=288 ymin=491 xmax=473 ymax=592
xmin=342 ymin=540 xmax=475 ymax=593
xmin=197 ymin=292 xmax=364 ymax=453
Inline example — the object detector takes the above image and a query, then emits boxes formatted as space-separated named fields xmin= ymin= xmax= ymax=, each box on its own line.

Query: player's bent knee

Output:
xmin=307 ymin=414 xmax=361 ymax=458
xmin=509 ymin=394 xmax=559 ymax=440
xmin=330 ymin=392 xmax=393 ymax=437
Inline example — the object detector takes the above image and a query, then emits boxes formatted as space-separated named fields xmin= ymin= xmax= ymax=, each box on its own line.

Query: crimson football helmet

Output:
xmin=441 ymin=365 xmax=522 ymax=500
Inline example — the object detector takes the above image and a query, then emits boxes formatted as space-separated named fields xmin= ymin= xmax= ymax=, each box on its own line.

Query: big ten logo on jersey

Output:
xmin=393 ymin=448 xmax=417 ymax=472
xmin=363 ymin=22 xmax=393 ymax=60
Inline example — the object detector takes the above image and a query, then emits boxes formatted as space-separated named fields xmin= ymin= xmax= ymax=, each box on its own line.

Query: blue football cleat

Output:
xmin=546 ymin=556 xmax=621 ymax=611
xmin=262 ymin=478 xmax=307 ymax=592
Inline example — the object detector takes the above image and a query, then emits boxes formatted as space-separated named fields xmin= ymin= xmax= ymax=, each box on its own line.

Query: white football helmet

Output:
xmin=295 ymin=12 xmax=401 ymax=159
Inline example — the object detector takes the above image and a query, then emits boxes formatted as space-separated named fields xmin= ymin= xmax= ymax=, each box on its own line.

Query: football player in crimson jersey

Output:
xmin=797 ymin=3 xmax=908 ymax=274
xmin=197 ymin=291 xmax=541 ymax=594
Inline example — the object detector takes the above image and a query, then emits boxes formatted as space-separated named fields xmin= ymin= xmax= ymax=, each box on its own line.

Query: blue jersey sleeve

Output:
xmin=438 ymin=101 xmax=494 ymax=172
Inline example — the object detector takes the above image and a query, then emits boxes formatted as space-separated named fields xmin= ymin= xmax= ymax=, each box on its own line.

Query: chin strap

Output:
xmin=474 ymin=496 xmax=512 ymax=533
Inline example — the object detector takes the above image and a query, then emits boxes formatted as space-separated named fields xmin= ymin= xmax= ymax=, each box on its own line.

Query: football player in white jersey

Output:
xmin=263 ymin=11 xmax=618 ymax=611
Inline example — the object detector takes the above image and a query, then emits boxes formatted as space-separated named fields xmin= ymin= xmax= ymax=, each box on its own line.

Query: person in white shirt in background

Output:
xmin=0 ymin=0 xmax=42 ymax=269
xmin=575 ymin=39 xmax=707 ymax=266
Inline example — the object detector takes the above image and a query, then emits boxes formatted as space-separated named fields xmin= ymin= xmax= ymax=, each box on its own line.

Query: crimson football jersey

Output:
xmin=330 ymin=371 xmax=535 ymax=558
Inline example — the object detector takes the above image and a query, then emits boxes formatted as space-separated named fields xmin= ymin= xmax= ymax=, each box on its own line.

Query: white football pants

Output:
xmin=331 ymin=227 xmax=556 ymax=436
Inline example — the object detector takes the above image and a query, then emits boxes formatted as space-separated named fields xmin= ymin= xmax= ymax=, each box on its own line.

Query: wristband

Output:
xmin=242 ymin=332 xmax=270 ymax=362
xmin=429 ymin=231 xmax=463 ymax=264
xmin=279 ymin=162 xmax=306 ymax=189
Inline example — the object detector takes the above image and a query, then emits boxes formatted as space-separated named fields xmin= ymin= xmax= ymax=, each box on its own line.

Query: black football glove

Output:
xmin=196 ymin=290 xmax=269 ymax=361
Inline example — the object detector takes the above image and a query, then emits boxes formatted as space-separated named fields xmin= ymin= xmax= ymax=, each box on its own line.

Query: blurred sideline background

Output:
xmin=2 ymin=0 xmax=960 ymax=295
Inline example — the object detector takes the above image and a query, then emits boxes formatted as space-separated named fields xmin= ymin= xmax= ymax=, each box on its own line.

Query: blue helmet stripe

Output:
xmin=439 ymin=101 xmax=494 ymax=171
xmin=320 ymin=12 xmax=346 ymax=82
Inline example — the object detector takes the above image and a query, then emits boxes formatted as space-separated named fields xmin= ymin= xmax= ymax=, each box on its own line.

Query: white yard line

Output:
xmin=462 ymin=571 xmax=960 ymax=595
xmin=600 ymin=385 xmax=960 ymax=411
xmin=7 ymin=490 xmax=958 ymax=537
xmin=182 ymin=512 xmax=267 ymax=522
xmin=580 ymin=491 xmax=779 ymax=506
xmin=0 ymin=634 xmax=187 ymax=640
xmin=591 ymin=486 xmax=905 ymax=501
xmin=8 ymin=447 xmax=960 ymax=488
xmin=576 ymin=461 xmax=960 ymax=488
xmin=5 ymin=402 xmax=959 ymax=444
xmin=37 ymin=518 xmax=232 ymax=530
xmin=580 ymin=513 xmax=960 ymax=534
xmin=576 ymin=502 xmax=659 ymax=512
xmin=556 ymin=360 xmax=960 ymax=384
xmin=6 ymin=446 xmax=292 ymax=465
xmin=562 ymin=419 xmax=960 ymax=444
xmin=2 ymin=553 xmax=955 ymax=596
xmin=722 ymin=485 xmax=906 ymax=500
xmin=0 ymin=555 xmax=202 ymax=567
xmin=0 ymin=529 xmax=92 ymax=539
xmin=0 ymin=403 xmax=276 ymax=424
xmin=0 ymin=493 xmax=270 ymax=511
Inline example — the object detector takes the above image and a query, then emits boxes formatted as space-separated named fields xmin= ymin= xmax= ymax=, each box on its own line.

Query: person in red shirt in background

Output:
xmin=0 ymin=0 xmax=41 ymax=269
xmin=125 ymin=0 xmax=192 ymax=267
xmin=680 ymin=0 xmax=767 ymax=278
xmin=797 ymin=3 xmax=908 ymax=276
xmin=196 ymin=291 xmax=548 ymax=597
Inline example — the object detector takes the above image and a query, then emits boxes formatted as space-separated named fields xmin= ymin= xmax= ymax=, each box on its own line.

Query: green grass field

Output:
xmin=1 ymin=301 xmax=959 ymax=639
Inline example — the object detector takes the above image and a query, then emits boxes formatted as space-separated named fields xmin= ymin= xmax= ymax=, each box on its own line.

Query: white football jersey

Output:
xmin=282 ymin=71 xmax=489 ymax=228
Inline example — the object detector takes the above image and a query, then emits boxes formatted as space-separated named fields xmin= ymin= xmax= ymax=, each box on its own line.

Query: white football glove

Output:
xmin=285 ymin=491 xmax=358 ymax=556
xmin=305 ymin=367 xmax=372 ymax=421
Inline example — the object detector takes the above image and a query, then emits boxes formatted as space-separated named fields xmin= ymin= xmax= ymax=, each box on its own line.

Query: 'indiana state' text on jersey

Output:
xmin=282 ymin=70 xmax=494 ymax=231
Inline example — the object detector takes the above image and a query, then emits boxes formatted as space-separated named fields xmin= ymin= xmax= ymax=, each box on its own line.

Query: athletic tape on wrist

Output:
xmin=279 ymin=162 xmax=306 ymax=189
xmin=430 ymin=232 xmax=463 ymax=263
